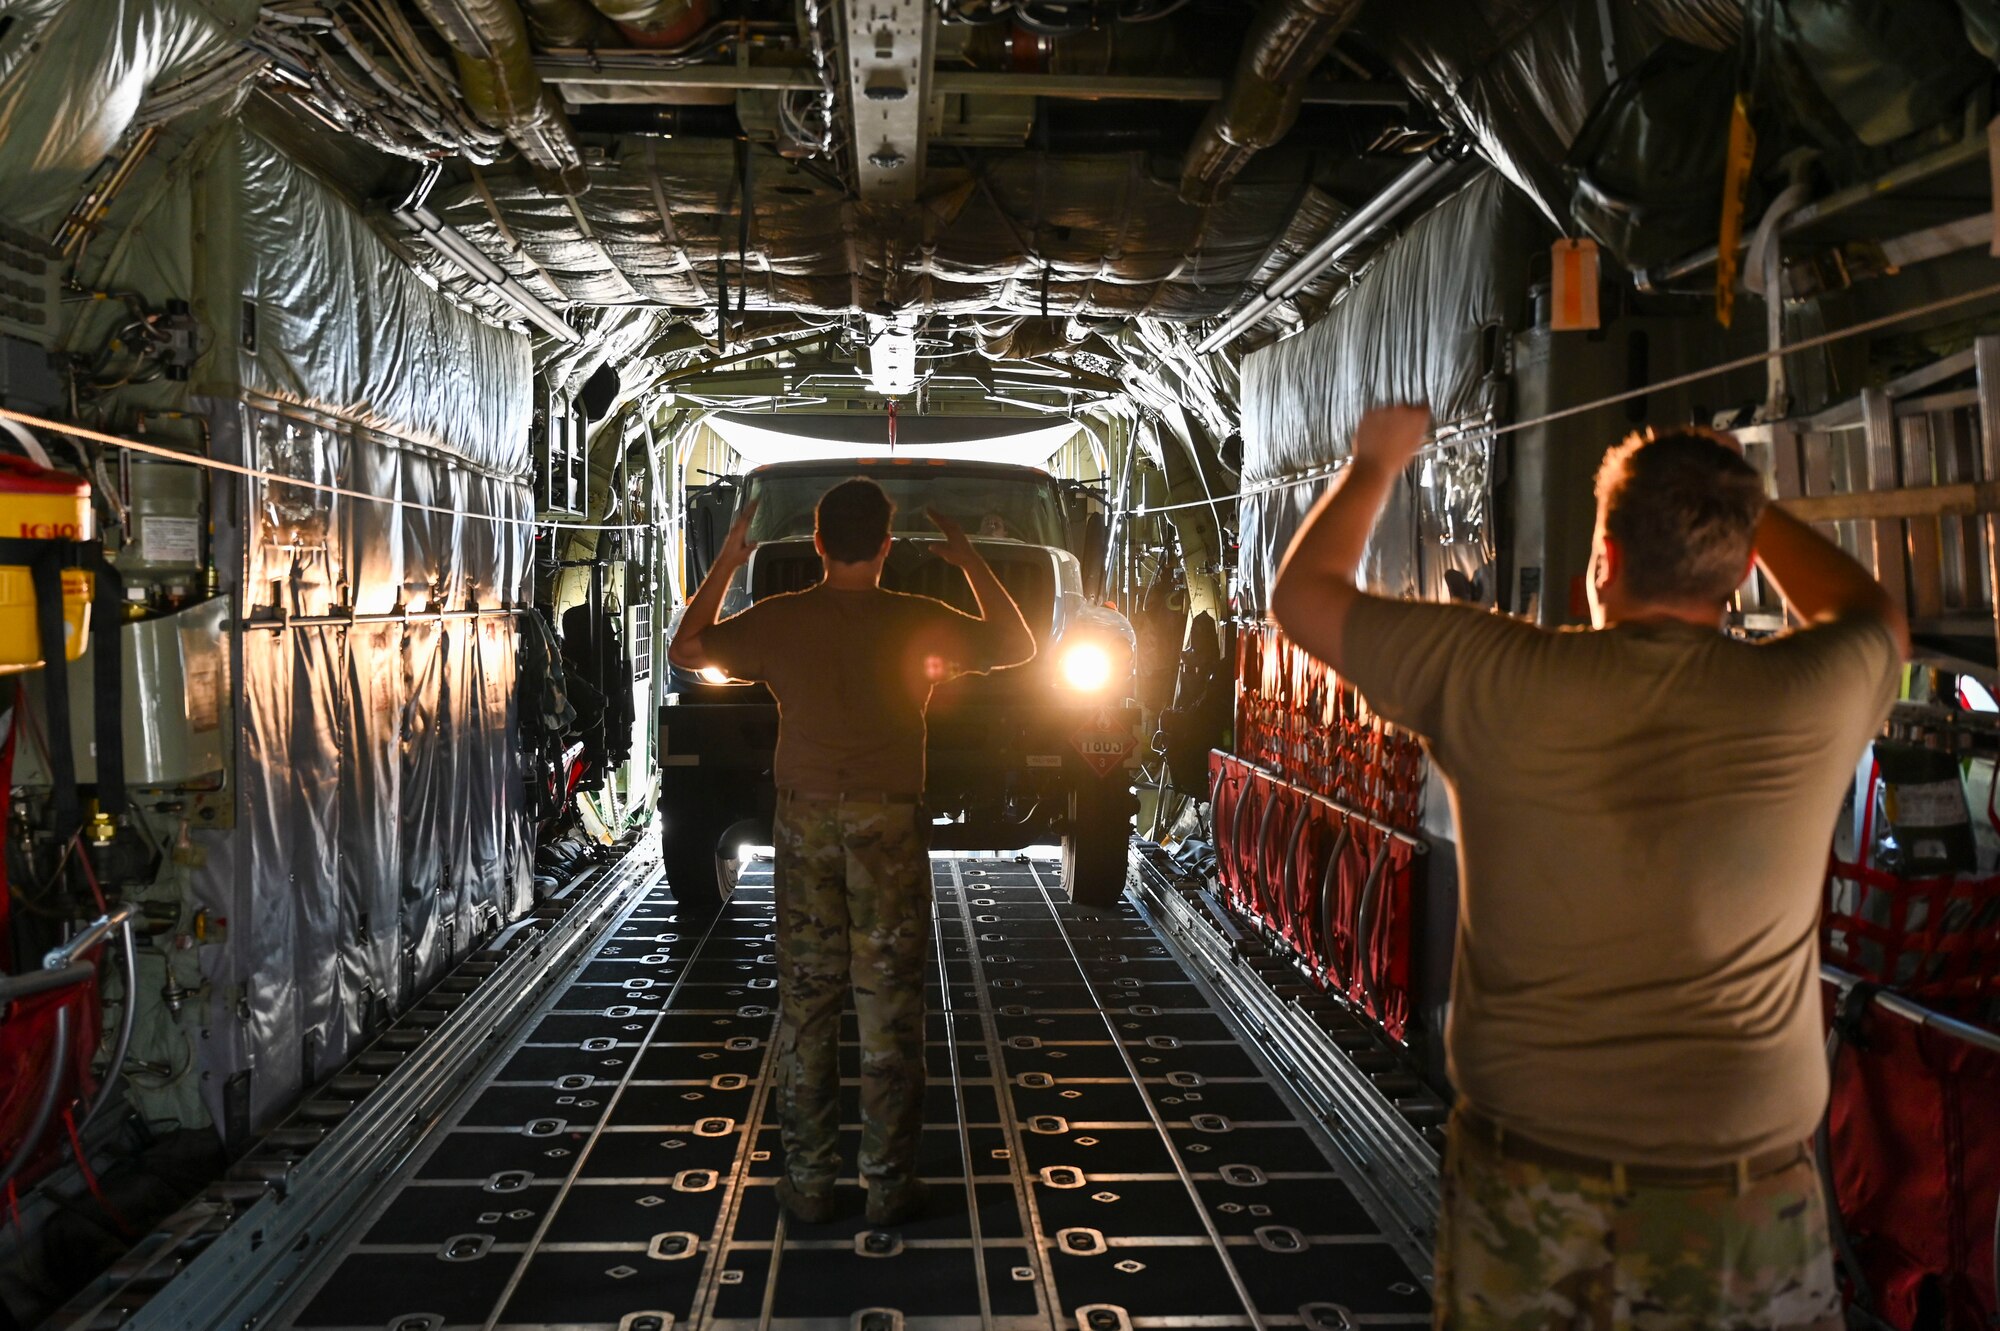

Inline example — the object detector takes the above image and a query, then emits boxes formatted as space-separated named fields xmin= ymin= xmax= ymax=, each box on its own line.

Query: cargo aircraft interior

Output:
xmin=1 ymin=1 xmax=1998 ymax=1329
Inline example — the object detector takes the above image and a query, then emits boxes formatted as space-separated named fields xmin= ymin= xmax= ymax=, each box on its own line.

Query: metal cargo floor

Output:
xmin=273 ymin=855 xmax=1432 ymax=1331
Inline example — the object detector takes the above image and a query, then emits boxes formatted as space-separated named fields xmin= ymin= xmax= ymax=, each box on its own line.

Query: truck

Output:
xmin=660 ymin=456 xmax=1140 ymax=912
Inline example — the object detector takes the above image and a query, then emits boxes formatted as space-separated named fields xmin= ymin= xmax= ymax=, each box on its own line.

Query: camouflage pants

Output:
xmin=771 ymin=792 xmax=931 ymax=1192
xmin=1436 ymin=1107 xmax=1844 ymax=1331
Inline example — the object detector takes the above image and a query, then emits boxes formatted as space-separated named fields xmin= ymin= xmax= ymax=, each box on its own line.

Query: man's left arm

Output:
xmin=928 ymin=507 xmax=1036 ymax=671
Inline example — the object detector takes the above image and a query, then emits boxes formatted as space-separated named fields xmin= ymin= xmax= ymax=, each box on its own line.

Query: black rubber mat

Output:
xmin=283 ymin=856 xmax=1431 ymax=1330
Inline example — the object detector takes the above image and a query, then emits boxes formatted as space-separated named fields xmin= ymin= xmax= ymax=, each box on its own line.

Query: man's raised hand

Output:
xmin=1351 ymin=404 xmax=1432 ymax=472
xmin=718 ymin=500 xmax=760 ymax=571
xmin=927 ymin=507 xmax=977 ymax=568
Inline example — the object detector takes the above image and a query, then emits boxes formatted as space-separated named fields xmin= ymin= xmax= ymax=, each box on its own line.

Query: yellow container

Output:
xmin=0 ymin=458 xmax=93 ymax=671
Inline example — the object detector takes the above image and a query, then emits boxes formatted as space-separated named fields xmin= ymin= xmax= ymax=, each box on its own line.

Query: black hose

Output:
xmin=1252 ymin=785 xmax=1281 ymax=920
xmin=1351 ymin=842 xmax=1390 ymax=1011
xmin=79 ymin=919 xmax=138 ymax=1130
xmin=0 ymin=1004 xmax=72 ymax=1195
xmin=1315 ymin=822 xmax=1349 ymax=984
xmin=0 ymin=963 xmax=95 ymax=1004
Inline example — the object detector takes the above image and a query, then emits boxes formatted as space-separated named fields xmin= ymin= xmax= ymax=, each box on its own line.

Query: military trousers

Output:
xmin=1435 ymin=1105 xmax=1844 ymax=1331
xmin=770 ymin=791 xmax=931 ymax=1193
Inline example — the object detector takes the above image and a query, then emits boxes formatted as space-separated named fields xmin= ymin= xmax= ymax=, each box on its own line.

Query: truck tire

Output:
xmin=661 ymin=798 xmax=732 ymax=917
xmin=1063 ymin=776 xmax=1137 ymax=907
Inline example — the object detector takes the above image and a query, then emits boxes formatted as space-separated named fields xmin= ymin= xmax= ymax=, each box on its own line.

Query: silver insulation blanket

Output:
xmin=1355 ymin=0 xmax=1741 ymax=224
xmin=208 ymin=129 xmax=533 ymax=475
xmin=0 ymin=0 xmax=263 ymax=229
xmin=1236 ymin=171 xmax=1546 ymax=611
xmin=196 ymin=126 xmax=534 ymax=1133
xmin=59 ymin=118 xmax=537 ymax=1137
xmin=434 ymin=138 xmax=1343 ymax=319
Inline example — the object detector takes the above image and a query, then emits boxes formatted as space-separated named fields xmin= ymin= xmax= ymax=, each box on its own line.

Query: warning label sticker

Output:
xmin=1068 ymin=707 xmax=1136 ymax=778
xmin=140 ymin=515 xmax=201 ymax=566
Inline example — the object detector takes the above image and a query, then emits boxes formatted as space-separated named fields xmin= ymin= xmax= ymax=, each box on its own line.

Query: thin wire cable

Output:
xmin=1129 ymin=275 xmax=2000 ymax=516
xmin=536 ymin=519 xmax=655 ymax=532
xmin=0 ymin=405 xmax=538 ymax=524
xmin=0 ymin=405 xmax=656 ymax=535
xmin=20 ymin=273 xmax=1996 ymax=527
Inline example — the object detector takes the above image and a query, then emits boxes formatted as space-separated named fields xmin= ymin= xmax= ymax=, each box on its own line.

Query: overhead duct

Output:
xmin=409 ymin=0 xmax=590 ymax=195
xmin=1180 ymin=0 xmax=1367 ymax=205
xmin=521 ymin=0 xmax=617 ymax=46
xmin=588 ymin=0 xmax=711 ymax=47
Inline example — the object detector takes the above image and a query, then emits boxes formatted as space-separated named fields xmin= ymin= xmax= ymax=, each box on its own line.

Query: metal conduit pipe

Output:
xmin=407 ymin=0 xmax=590 ymax=195
xmin=1179 ymin=0 xmax=1367 ymax=205
xmin=588 ymin=0 xmax=710 ymax=48
xmin=1193 ymin=147 xmax=1458 ymax=353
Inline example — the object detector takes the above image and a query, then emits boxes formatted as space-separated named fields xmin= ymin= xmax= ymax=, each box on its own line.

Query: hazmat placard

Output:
xmin=1069 ymin=707 xmax=1136 ymax=777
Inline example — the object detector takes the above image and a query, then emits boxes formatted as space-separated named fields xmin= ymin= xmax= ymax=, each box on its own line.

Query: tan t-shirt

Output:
xmin=1341 ymin=597 xmax=1900 ymax=1165
xmin=698 ymin=585 xmax=1006 ymax=795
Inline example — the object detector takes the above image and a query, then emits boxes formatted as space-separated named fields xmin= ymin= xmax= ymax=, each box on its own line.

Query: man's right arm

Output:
xmin=1269 ymin=404 xmax=1431 ymax=670
xmin=668 ymin=501 xmax=759 ymax=675
xmin=1755 ymin=504 xmax=1912 ymax=658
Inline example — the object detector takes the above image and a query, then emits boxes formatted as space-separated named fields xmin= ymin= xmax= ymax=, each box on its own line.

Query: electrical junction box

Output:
xmin=0 ymin=223 xmax=59 ymax=346
xmin=16 ymin=596 xmax=232 ymax=824
xmin=0 ymin=334 xmax=63 ymax=412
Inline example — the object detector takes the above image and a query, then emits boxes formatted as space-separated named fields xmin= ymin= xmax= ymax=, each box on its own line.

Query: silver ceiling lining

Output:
xmin=434 ymin=137 xmax=1376 ymax=318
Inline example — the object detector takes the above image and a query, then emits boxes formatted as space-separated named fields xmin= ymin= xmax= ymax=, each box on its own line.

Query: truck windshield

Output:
xmin=742 ymin=469 xmax=1067 ymax=546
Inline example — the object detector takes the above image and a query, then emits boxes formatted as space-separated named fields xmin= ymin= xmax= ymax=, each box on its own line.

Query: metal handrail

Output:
xmin=1821 ymin=963 xmax=2000 ymax=1057
xmin=1819 ymin=962 xmax=2000 ymax=1329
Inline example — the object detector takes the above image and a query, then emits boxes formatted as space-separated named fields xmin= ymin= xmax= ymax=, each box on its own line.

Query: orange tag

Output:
xmin=1715 ymin=93 xmax=1756 ymax=328
xmin=1551 ymin=238 xmax=1600 ymax=331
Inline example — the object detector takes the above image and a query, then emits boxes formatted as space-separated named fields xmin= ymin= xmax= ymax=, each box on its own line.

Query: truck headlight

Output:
xmin=1058 ymin=641 xmax=1113 ymax=692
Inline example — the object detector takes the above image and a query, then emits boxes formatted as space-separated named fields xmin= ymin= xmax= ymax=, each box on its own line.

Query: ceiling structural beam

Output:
xmin=391 ymin=203 xmax=581 ymax=343
xmin=1194 ymin=149 xmax=1460 ymax=354
xmin=665 ymin=365 xmax=1109 ymax=395
xmin=533 ymin=57 xmax=1402 ymax=106
xmin=535 ymin=60 xmax=822 ymax=89
xmin=932 ymin=72 xmax=1406 ymax=105
xmin=840 ymin=0 xmax=935 ymax=202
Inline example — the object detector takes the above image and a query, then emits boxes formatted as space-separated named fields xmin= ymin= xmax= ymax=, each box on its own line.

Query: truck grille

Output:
xmin=751 ymin=543 xmax=1057 ymax=637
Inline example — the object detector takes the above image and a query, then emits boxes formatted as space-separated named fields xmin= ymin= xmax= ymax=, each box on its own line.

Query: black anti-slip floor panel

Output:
xmin=284 ymin=856 xmax=1430 ymax=1331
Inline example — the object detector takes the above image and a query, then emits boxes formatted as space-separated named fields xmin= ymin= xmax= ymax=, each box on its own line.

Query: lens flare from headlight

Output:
xmin=698 ymin=666 xmax=730 ymax=684
xmin=1059 ymin=642 xmax=1113 ymax=692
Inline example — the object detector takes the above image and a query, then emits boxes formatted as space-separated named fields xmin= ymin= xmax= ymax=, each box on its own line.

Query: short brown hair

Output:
xmin=1593 ymin=429 xmax=1767 ymax=604
xmin=816 ymin=477 xmax=894 ymax=563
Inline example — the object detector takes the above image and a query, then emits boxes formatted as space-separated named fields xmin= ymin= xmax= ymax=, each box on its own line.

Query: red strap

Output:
xmin=61 ymin=1106 xmax=131 ymax=1236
